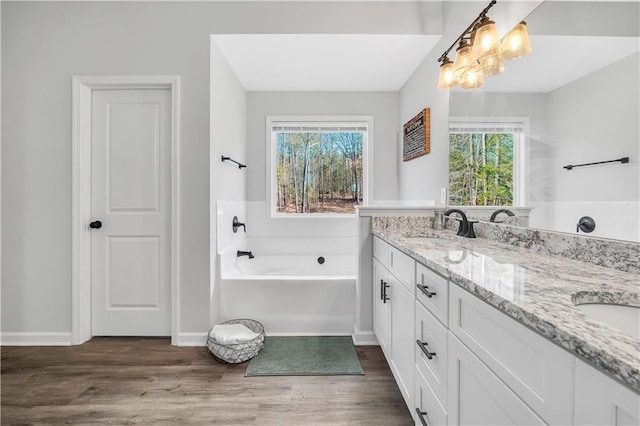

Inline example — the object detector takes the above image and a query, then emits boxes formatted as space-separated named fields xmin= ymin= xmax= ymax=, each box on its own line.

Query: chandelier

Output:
xmin=438 ymin=0 xmax=532 ymax=90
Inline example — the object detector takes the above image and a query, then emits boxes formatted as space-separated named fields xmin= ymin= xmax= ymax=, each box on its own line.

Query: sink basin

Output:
xmin=576 ymin=303 xmax=640 ymax=339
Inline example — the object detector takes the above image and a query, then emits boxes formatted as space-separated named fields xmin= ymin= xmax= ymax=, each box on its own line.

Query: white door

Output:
xmin=90 ymin=89 xmax=171 ymax=336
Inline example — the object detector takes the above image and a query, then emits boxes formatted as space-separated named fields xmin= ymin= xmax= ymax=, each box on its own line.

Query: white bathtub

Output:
xmin=218 ymin=253 xmax=356 ymax=336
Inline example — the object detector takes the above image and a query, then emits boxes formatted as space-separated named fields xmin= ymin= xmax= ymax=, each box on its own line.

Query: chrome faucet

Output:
xmin=444 ymin=209 xmax=476 ymax=238
xmin=237 ymin=250 xmax=254 ymax=259
xmin=489 ymin=209 xmax=515 ymax=223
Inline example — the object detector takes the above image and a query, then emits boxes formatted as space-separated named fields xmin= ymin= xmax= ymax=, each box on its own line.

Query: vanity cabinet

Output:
xmin=372 ymin=237 xmax=415 ymax=410
xmin=574 ymin=359 xmax=640 ymax=425
xmin=371 ymin=234 xmax=638 ymax=425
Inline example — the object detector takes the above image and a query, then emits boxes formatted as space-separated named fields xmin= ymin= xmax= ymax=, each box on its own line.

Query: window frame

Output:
xmin=448 ymin=116 xmax=529 ymax=207
xmin=266 ymin=115 xmax=373 ymax=218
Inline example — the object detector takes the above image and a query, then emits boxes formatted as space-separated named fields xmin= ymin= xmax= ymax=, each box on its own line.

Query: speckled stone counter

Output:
xmin=371 ymin=227 xmax=640 ymax=393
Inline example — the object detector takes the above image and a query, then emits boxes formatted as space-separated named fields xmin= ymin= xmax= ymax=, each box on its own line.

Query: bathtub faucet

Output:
xmin=237 ymin=250 xmax=254 ymax=259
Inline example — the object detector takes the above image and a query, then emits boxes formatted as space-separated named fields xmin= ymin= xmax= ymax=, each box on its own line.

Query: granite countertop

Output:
xmin=371 ymin=228 xmax=640 ymax=393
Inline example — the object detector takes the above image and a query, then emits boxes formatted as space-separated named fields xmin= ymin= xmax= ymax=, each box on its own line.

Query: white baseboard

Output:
xmin=176 ymin=332 xmax=208 ymax=346
xmin=1 ymin=332 xmax=73 ymax=346
xmin=351 ymin=330 xmax=378 ymax=346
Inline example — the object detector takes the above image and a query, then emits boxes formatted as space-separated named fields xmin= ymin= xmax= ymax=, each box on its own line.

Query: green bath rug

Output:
xmin=245 ymin=336 xmax=364 ymax=376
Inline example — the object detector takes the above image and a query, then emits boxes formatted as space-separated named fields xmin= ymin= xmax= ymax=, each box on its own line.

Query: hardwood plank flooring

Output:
xmin=1 ymin=337 xmax=413 ymax=425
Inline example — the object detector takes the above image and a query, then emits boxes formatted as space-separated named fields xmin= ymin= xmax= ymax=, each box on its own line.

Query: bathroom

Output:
xmin=2 ymin=0 xmax=638 ymax=424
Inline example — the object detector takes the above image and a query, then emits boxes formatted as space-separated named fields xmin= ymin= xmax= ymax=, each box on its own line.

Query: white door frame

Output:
xmin=71 ymin=75 xmax=181 ymax=345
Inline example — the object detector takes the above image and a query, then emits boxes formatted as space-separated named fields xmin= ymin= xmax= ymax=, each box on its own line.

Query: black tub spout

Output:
xmin=237 ymin=250 xmax=254 ymax=259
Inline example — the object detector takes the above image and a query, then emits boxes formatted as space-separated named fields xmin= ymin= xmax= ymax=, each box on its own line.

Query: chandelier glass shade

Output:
xmin=437 ymin=57 xmax=459 ymax=89
xmin=452 ymin=40 xmax=479 ymax=78
xmin=479 ymin=52 xmax=505 ymax=77
xmin=471 ymin=16 xmax=501 ymax=60
xmin=502 ymin=21 xmax=532 ymax=60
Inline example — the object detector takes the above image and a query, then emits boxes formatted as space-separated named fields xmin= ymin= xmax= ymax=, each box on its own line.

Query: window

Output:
xmin=448 ymin=119 xmax=527 ymax=206
xmin=268 ymin=117 xmax=371 ymax=216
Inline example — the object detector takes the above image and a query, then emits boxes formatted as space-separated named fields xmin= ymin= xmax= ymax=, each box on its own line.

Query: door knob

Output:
xmin=89 ymin=221 xmax=102 ymax=229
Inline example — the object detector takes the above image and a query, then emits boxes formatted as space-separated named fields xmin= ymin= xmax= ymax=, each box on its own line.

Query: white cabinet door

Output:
xmin=575 ymin=359 xmax=640 ymax=425
xmin=391 ymin=275 xmax=415 ymax=409
xmin=373 ymin=259 xmax=392 ymax=358
xmin=448 ymin=333 xmax=546 ymax=426
xmin=449 ymin=284 xmax=574 ymax=425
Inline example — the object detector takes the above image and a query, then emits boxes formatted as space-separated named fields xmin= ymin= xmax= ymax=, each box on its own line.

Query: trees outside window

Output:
xmin=275 ymin=131 xmax=363 ymax=214
xmin=269 ymin=118 xmax=369 ymax=215
xmin=448 ymin=120 xmax=526 ymax=207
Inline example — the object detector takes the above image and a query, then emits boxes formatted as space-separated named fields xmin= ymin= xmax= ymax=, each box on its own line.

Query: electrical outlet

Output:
xmin=440 ymin=188 xmax=448 ymax=205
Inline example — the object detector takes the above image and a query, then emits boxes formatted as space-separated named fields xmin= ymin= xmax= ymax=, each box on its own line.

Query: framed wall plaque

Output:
xmin=403 ymin=108 xmax=430 ymax=161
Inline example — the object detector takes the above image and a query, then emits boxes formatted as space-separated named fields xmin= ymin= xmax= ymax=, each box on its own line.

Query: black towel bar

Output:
xmin=563 ymin=157 xmax=628 ymax=170
xmin=221 ymin=155 xmax=246 ymax=169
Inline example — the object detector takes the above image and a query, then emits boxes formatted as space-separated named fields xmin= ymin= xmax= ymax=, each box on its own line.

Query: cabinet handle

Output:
xmin=383 ymin=282 xmax=390 ymax=303
xmin=416 ymin=339 xmax=436 ymax=360
xmin=417 ymin=284 xmax=436 ymax=298
xmin=380 ymin=279 xmax=384 ymax=300
xmin=415 ymin=408 xmax=429 ymax=426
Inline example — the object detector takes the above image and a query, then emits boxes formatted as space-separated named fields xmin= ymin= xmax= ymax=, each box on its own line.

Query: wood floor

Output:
xmin=1 ymin=337 xmax=413 ymax=425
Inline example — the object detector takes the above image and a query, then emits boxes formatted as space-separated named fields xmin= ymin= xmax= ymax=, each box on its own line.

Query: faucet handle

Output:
xmin=232 ymin=216 xmax=246 ymax=233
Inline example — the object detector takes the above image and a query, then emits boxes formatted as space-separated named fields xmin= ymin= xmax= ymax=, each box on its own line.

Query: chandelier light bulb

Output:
xmin=480 ymin=52 xmax=505 ymax=77
xmin=460 ymin=68 xmax=484 ymax=90
xmin=471 ymin=16 xmax=501 ymax=60
xmin=438 ymin=57 xmax=459 ymax=89
xmin=453 ymin=39 xmax=480 ymax=78
xmin=502 ymin=21 xmax=532 ymax=60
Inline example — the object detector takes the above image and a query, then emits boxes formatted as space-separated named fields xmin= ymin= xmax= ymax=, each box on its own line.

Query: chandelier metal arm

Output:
xmin=437 ymin=0 xmax=497 ymax=63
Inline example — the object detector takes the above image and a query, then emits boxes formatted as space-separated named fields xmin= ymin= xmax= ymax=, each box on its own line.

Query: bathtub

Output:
xmin=218 ymin=253 xmax=356 ymax=336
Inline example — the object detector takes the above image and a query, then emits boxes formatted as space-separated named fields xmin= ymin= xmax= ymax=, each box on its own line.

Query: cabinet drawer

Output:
xmin=416 ymin=262 xmax=448 ymax=326
xmin=414 ymin=365 xmax=447 ymax=426
xmin=448 ymin=333 xmax=546 ymax=426
xmin=415 ymin=301 xmax=448 ymax=405
xmin=373 ymin=236 xmax=390 ymax=268
xmin=449 ymin=285 xmax=574 ymax=426
xmin=389 ymin=245 xmax=415 ymax=294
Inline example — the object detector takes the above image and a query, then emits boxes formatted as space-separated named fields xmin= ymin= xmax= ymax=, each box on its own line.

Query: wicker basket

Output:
xmin=207 ymin=319 xmax=265 ymax=364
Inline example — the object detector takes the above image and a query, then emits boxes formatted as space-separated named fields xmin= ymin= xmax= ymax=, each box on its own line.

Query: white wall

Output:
xmin=1 ymin=1 xmax=435 ymax=342
xmin=210 ymin=42 xmax=248 ymax=329
xmin=538 ymin=53 xmax=640 ymax=240
xmin=545 ymin=53 xmax=639 ymax=204
xmin=398 ymin=40 xmax=451 ymax=203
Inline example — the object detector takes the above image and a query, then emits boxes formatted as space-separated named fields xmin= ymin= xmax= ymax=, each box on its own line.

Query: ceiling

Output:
xmin=466 ymin=35 xmax=640 ymax=93
xmin=212 ymin=34 xmax=441 ymax=91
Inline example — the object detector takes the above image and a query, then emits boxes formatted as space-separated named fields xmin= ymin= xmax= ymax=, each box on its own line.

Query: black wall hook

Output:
xmin=221 ymin=156 xmax=246 ymax=169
